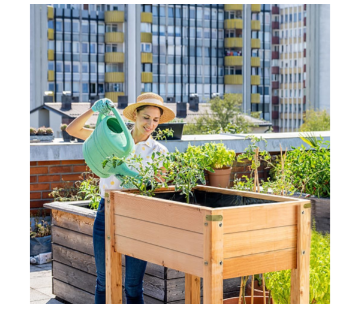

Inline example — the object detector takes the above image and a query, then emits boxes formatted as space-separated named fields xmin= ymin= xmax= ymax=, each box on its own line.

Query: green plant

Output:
xmin=60 ymin=124 xmax=68 ymax=131
xmin=265 ymin=228 xmax=330 ymax=304
xmin=77 ymin=175 xmax=101 ymax=209
xmin=46 ymin=127 xmax=54 ymax=135
xmin=30 ymin=218 xmax=51 ymax=238
xmin=36 ymin=127 xmax=46 ymax=135
xmin=30 ymin=127 xmax=37 ymax=135
xmin=102 ymin=152 xmax=169 ymax=197
xmin=299 ymin=109 xmax=330 ymax=132
xmin=153 ymin=128 xmax=174 ymax=141
xmin=187 ymin=143 xmax=236 ymax=169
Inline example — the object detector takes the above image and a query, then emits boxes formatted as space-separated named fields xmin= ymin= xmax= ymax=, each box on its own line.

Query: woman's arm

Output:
xmin=66 ymin=109 xmax=94 ymax=141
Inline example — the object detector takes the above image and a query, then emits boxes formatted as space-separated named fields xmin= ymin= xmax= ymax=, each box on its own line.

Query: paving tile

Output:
xmin=30 ymin=269 xmax=52 ymax=279
xmin=37 ymin=287 xmax=55 ymax=298
xmin=30 ymin=264 xmax=42 ymax=273
xmin=30 ymin=275 xmax=52 ymax=289
xmin=30 ymin=288 xmax=50 ymax=302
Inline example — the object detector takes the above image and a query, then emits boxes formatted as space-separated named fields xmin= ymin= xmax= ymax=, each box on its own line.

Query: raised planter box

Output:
xmin=44 ymin=195 xmax=242 ymax=304
xmin=105 ymin=186 xmax=311 ymax=304
xmin=30 ymin=135 xmax=55 ymax=142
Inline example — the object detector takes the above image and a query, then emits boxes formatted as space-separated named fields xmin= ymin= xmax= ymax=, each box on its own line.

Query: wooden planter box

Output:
xmin=44 ymin=197 xmax=243 ymax=304
xmin=105 ymin=186 xmax=311 ymax=304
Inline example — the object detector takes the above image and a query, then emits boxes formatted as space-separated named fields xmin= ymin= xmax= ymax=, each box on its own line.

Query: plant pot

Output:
xmin=152 ymin=122 xmax=186 ymax=140
xmin=61 ymin=130 xmax=71 ymax=142
xmin=207 ymin=166 xmax=232 ymax=188
xmin=30 ymin=235 xmax=52 ymax=256
xmin=30 ymin=134 xmax=54 ymax=142
xmin=77 ymin=138 xmax=85 ymax=142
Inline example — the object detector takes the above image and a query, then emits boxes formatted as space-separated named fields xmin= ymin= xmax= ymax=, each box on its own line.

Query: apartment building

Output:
xmin=30 ymin=4 xmax=330 ymax=132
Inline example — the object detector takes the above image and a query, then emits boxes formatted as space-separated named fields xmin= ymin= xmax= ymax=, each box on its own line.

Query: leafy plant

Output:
xmin=102 ymin=152 xmax=169 ymax=197
xmin=30 ymin=127 xmax=37 ymax=135
xmin=186 ymin=143 xmax=236 ymax=169
xmin=36 ymin=126 xmax=46 ymax=135
xmin=265 ymin=228 xmax=330 ymax=304
xmin=45 ymin=127 xmax=54 ymax=135
xmin=77 ymin=176 xmax=101 ymax=209
xmin=30 ymin=218 xmax=51 ymax=238
xmin=299 ymin=109 xmax=330 ymax=132
xmin=60 ymin=124 xmax=68 ymax=131
xmin=153 ymin=128 xmax=174 ymax=141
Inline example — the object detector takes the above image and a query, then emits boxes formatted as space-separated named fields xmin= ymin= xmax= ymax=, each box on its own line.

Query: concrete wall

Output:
xmin=30 ymin=111 xmax=39 ymax=129
xmin=49 ymin=113 xmax=63 ymax=138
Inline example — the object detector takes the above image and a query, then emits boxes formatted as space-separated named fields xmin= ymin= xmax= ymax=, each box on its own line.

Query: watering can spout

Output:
xmin=83 ymin=104 xmax=136 ymax=179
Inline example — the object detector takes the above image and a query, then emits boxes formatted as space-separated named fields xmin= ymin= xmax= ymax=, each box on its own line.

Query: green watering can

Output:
xmin=83 ymin=104 xmax=139 ymax=179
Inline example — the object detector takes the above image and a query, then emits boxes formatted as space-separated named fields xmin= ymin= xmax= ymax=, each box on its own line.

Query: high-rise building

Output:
xmin=30 ymin=4 xmax=329 ymax=132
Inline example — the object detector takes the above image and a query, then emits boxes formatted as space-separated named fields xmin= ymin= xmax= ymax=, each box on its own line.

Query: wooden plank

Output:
xmin=203 ymin=210 xmax=223 ymax=304
xmin=115 ymin=235 xmax=203 ymax=278
xmin=53 ymin=261 xmax=96 ymax=294
xmin=223 ymin=202 xmax=297 ymax=234
xmin=113 ymin=191 xmax=208 ymax=233
xmin=115 ymin=215 xmax=203 ymax=258
xmin=52 ymin=244 xmax=96 ymax=276
xmin=53 ymin=278 xmax=95 ymax=304
xmin=52 ymin=225 xmax=94 ymax=256
xmin=45 ymin=201 xmax=97 ymax=219
xmin=52 ymin=209 xmax=94 ymax=236
xmin=291 ymin=203 xmax=311 ymax=304
xmin=185 ymin=274 xmax=201 ymax=304
xmin=224 ymin=225 xmax=297 ymax=258
xmin=223 ymin=248 xmax=297 ymax=279
xmin=194 ymin=185 xmax=304 ymax=203
xmin=105 ymin=191 xmax=123 ymax=304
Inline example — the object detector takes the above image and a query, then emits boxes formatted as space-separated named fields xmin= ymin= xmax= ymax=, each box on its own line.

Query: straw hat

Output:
xmin=123 ymin=93 xmax=176 ymax=124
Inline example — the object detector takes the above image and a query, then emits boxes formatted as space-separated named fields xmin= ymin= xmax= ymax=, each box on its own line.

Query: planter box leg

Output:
xmin=203 ymin=211 xmax=223 ymax=304
xmin=185 ymin=274 xmax=201 ymax=304
xmin=290 ymin=202 xmax=311 ymax=304
xmin=105 ymin=192 xmax=123 ymax=304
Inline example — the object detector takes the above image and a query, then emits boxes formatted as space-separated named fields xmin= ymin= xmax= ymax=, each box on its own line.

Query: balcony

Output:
xmin=304 ymin=49 xmax=306 ymax=57
xmin=48 ymin=29 xmax=54 ymax=40
xmin=272 ymin=111 xmax=279 ymax=119
xmin=272 ymin=36 xmax=280 ymax=44
xmin=272 ymin=21 xmax=279 ymax=30
xmin=251 ymin=4 xmax=261 ymax=12
xmin=48 ymin=70 xmax=54 ymax=81
xmin=105 ymin=52 xmax=125 ymax=63
xmin=304 ymin=33 xmax=306 ymax=42
xmin=251 ymin=93 xmax=260 ymax=103
xmin=272 ymin=6 xmax=280 ymax=14
xmin=224 ymin=37 xmax=243 ymax=48
xmin=303 ymin=96 xmax=306 ymax=104
xmin=105 ymin=32 xmax=124 ymax=43
xmin=224 ymin=75 xmax=243 ymax=85
xmin=47 ymin=6 xmax=54 ymax=19
xmin=251 ymin=38 xmax=260 ymax=49
xmin=304 ymin=17 xmax=306 ymax=26
xmin=48 ymin=49 xmax=54 ymax=61
xmin=251 ymin=20 xmax=260 ymax=31
xmin=303 ymin=80 xmax=306 ymax=88
xmin=141 ymin=53 xmax=153 ymax=63
xmin=141 ymin=32 xmax=152 ymax=43
xmin=272 ymin=96 xmax=279 ymax=104
xmin=105 ymin=11 xmax=124 ymax=23
xmin=142 ymin=72 xmax=153 ymax=83
xmin=272 ymin=81 xmax=279 ymax=89
xmin=105 ymin=72 xmax=125 ymax=83
xmin=224 ymin=56 xmax=243 ymax=66
xmin=251 ymin=75 xmax=260 ymax=85
xmin=251 ymin=57 xmax=260 ymax=67
xmin=224 ymin=4 xmax=243 ymax=11
xmin=304 ymin=64 xmax=306 ymax=72
xmin=141 ymin=12 xmax=153 ymax=23
xmin=224 ymin=19 xmax=243 ymax=29
xmin=304 ymin=4 xmax=306 ymax=11
xmin=272 ymin=66 xmax=280 ymax=74
xmin=105 ymin=92 xmax=125 ymax=103
xmin=272 ymin=51 xmax=279 ymax=59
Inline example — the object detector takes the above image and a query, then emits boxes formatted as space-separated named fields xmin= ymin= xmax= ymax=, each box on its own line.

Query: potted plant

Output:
xmin=31 ymin=126 xmax=55 ymax=142
xmin=61 ymin=124 xmax=72 ymax=142
xmin=185 ymin=143 xmax=236 ymax=188
xmin=30 ymin=214 xmax=52 ymax=257
xmin=30 ymin=127 xmax=37 ymax=136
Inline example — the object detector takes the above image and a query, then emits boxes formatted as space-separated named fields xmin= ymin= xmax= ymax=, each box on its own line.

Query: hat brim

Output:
xmin=123 ymin=102 xmax=176 ymax=124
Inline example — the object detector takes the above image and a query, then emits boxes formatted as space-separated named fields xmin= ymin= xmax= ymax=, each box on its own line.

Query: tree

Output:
xmin=299 ymin=109 xmax=330 ymax=132
xmin=183 ymin=93 xmax=252 ymax=135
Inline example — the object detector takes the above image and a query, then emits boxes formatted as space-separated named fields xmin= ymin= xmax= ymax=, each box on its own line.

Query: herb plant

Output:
xmin=153 ymin=128 xmax=174 ymax=141
xmin=30 ymin=218 xmax=51 ymax=238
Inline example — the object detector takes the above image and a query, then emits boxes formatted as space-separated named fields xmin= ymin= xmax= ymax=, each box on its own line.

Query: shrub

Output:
xmin=30 ymin=127 xmax=37 ymax=135
xmin=46 ymin=127 xmax=54 ymax=135
xmin=60 ymin=124 xmax=68 ymax=131
xmin=36 ymin=127 xmax=46 ymax=135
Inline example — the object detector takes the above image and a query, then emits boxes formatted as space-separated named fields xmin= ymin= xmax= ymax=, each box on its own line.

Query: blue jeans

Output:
xmin=93 ymin=198 xmax=147 ymax=304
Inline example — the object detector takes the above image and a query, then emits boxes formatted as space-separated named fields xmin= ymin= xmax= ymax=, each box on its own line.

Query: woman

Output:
xmin=67 ymin=93 xmax=176 ymax=304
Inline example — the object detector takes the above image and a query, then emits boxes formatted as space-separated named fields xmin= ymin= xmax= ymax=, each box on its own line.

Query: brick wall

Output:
xmin=30 ymin=160 xmax=89 ymax=215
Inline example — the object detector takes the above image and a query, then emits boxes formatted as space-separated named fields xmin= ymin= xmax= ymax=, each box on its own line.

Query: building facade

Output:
xmin=30 ymin=4 xmax=330 ymax=132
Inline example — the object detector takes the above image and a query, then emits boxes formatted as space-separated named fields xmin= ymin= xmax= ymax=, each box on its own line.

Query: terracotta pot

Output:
xmin=207 ymin=167 xmax=232 ymax=188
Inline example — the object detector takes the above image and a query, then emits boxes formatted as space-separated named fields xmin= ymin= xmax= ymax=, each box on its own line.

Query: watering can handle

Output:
xmin=110 ymin=106 xmax=134 ymax=153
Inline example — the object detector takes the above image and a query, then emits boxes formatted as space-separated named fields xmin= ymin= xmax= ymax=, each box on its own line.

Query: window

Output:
xmin=159 ymin=25 xmax=165 ymax=36
xmin=143 ymin=4 xmax=151 ymax=12
xmin=98 ymin=23 xmax=105 ymax=34
xmin=73 ymin=62 xmax=80 ymax=73
xmin=90 ymin=22 xmax=97 ymax=34
xmin=218 ymin=29 xmax=223 ymax=39
xmin=64 ymin=19 xmax=71 ymax=33
xmin=196 ymin=28 xmax=202 ymax=38
xmin=175 ymin=6 xmax=181 ymax=18
xmin=141 ymin=23 xmax=151 ymax=33
xmin=204 ymin=8 xmax=210 ymax=20
xmin=64 ymin=82 xmax=71 ymax=91
xmin=168 ymin=6 xmax=174 ymax=18
xmin=167 ymin=64 xmax=174 ymax=75
xmin=98 ymin=43 xmax=104 ymax=54
xmin=218 ymin=10 xmax=224 ymax=21
xmin=48 ymin=41 xmax=54 ymax=50
xmin=168 ymin=45 xmax=174 ymax=55
xmin=159 ymin=5 xmax=165 ymax=17
xmin=168 ymin=26 xmax=174 ymax=36
xmin=204 ymin=28 xmax=210 ymax=39
xmin=98 ymin=83 xmax=104 ymax=93
xmin=212 ymin=29 xmax=217 ymax=39
xmin=55 ymin=82 xmax=62 ymax=93
xmin=48 ymin=20 xmax=53 ymax=29
xmin=196 ymin=47 xmax=202 ymax=57
xmin=175 ymin=26 xmax=181 ymax=37
xmin=64 ymin=42 xmax=71 ymax=53
xmin=190 ymin=27 xmax=195 ymax=38
xmin=82 ymin=43 xmax=89 ymax=54
xmin=56 ymin=20 xmax=62 ymax=32
xmin=141 ymin=43 xmax=152 ymax=53
xmin=82 ymin=20 xmax=89 ymax=33
xmin=72 ymin=42 xmax=80 ymax=53
xmin=190 ymin=7 xmax=195 ymax=19
xmin=90 ymin=43 xmax=97 ymax=54
xmin=197 ymin=7 xmax=202 ymax=20
xmin=82 ymin=83 xmax=89 ymax=93
xmin=82 ymin=63 xmax=88 ymax=73
xmin=56 ymin=41 xmax=63 ymax=53
xmin=298 ymin=12 xmax=302 ymax=21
